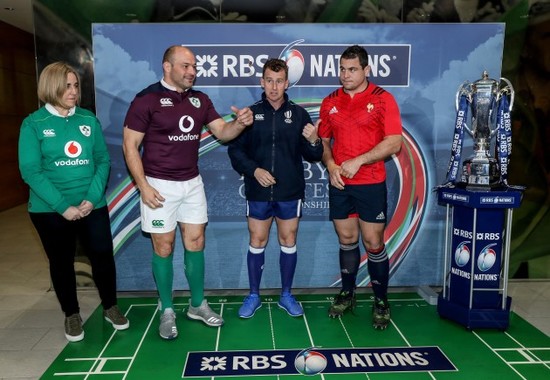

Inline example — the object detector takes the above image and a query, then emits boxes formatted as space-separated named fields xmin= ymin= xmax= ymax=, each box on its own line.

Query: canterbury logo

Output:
xmin=43 ymin=129 xmax=55 ymax=137
xmin=152 ymin=220 xmax=165 ymax=227
xmin=160 ymin=98 xmax=173 ymax=107
xmin=329 ymin=106 xmax=338 ymax=114
xmin=376 ymin=212 xmax=385 ymax=220
xmin=255 ymin=114 xmax=264 ymax=121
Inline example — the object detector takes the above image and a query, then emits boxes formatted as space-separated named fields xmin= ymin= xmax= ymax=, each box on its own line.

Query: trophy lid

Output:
xmin=472 ymin=71 xmax=498 ymax=94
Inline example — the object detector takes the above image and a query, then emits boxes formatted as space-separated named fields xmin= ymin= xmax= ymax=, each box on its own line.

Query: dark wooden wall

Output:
xmin=0 ymin=20 xmax=37 ymax=211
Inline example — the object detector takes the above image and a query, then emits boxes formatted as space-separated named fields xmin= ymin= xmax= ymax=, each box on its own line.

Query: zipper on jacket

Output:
xmin=270 ymin=110 xmax=276 ymax=201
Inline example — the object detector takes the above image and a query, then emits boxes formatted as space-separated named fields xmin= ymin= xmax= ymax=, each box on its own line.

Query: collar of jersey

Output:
xmin=45 ymin=103 xmax=76 ymax=117
xmin=161 ymin=78 xmax=190 ymax=94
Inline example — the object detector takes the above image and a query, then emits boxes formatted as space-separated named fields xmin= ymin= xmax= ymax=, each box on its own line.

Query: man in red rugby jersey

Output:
xmin=319 ymin=45 xmax=403 ymax=330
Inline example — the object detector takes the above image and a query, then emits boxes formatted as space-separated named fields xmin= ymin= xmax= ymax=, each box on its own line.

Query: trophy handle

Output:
xmin=498 ymin=77 xmax=515 ymax=112
xmin=455 ymin=80 xmax=473 ymax=136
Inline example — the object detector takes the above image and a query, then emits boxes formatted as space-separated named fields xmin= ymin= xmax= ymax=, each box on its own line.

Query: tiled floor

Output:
xmin=0 ymin=204 xmax=549 ymax=380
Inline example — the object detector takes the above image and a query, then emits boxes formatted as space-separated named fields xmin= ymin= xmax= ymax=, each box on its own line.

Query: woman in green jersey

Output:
xmin=18 ymin=62 xmax=129 ymax=342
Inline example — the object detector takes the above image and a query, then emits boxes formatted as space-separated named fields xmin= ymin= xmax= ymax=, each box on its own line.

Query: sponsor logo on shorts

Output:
xmin=376 ymin=212 xmax=385 ymax=220
xmin=152 ymin=220 xmax=165 ymax=228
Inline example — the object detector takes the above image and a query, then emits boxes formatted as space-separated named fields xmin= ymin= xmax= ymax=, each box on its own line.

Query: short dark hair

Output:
xmin=262 ymin=58 xmax=288 ymax=79
xmin=341 ymin=45 xmax=369 ymax=68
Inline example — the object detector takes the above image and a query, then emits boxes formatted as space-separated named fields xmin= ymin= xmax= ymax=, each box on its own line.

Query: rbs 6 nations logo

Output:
xmin=190 ymin=40 xmax=410 ymax=88
xmin=183 ymin=347 xmax=455 ymax=377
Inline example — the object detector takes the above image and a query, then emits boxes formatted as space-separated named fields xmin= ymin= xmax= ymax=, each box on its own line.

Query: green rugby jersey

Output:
xmin=18 ymin=105 xmax=110 ymax=214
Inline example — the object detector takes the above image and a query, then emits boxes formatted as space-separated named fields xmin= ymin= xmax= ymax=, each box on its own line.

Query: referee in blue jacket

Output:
xmin=228 ymin=58 xmax=323 ymax=318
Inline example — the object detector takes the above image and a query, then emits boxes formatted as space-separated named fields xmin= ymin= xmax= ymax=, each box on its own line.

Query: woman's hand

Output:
xmin=62 ymin=206 xmax=84 ymax=221
xmin=78 ymin=200 xmax=94 ymax=217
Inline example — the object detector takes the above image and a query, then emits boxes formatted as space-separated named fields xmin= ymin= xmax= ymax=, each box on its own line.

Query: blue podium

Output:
xmin=436 ymin=186 xmax=522 ymax=330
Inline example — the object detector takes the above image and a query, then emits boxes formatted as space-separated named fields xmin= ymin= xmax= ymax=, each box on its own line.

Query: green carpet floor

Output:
xmin=41 ymin=293 xmax=550 ymax=379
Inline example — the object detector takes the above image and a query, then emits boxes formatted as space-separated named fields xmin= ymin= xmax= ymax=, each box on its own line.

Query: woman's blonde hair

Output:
xmin=37 ymin=62 xmax=81 ymax=106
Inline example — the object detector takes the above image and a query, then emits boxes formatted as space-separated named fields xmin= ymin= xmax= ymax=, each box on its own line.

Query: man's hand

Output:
xmin=340 ymin=157 xmax=362 ymax=179
xmin=303 ymin=119 xmax=321 ymax=144
xmin=328 ymin=163 xmax=345 ymax=190
xmin=254 ymin=168 xmax=276 ymax=187
xmin=140 ymin=184 xmax=165 ymax=209
xmin=231 ymin=105 xmax=253 ymax=127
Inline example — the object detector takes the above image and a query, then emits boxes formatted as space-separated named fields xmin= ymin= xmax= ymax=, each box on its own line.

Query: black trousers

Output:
xmin=30 ymin=206 xmax=117 ymax=316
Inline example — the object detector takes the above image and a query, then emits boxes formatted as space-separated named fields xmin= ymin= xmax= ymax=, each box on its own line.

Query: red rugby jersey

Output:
xmin=319 ymin=83 xmax=402 ymax=185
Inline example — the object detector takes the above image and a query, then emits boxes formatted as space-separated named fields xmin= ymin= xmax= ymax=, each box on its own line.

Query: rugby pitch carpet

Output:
xmin=41 ymin=293 xmax=550 ymax=379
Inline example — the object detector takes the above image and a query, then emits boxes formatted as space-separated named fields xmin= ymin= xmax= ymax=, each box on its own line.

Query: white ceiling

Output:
xmin=0 ymin=0 xmax=33 ymax=33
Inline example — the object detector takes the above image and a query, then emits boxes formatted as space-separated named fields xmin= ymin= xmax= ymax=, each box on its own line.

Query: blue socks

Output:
xmin=280 ymin=245 xmax=297 ymax=294
xmin=247 ymin=246 xmax=265 ymax=294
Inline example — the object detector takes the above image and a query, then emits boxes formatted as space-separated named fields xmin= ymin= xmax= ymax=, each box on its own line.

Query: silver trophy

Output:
xmin=458 ymin=71 xmax=514 ymax=189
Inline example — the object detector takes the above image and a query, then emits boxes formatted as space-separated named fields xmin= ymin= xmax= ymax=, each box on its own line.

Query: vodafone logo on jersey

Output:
xmin=64 ymin=141 xmax=82 ymax=158
xmin=178 ymin=115 xmax=195 ymax=133
xmin=167 ymin=115 xmax=200 ymax=142
xmin=54 ymin=141 xmax=90 ymax=167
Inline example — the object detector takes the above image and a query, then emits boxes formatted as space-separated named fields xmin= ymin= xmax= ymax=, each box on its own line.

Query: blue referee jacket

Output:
xmin=228 ymin=93 xmax=323 ymax=202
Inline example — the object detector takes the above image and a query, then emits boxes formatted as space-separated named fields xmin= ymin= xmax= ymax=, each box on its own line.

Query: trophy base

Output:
xmin=461 ymin=158 xmax=500 ymax=191
xmin=457 ymin=182 xmax=503 ymax=192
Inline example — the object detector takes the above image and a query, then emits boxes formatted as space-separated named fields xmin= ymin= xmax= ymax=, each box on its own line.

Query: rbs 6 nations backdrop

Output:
xmin=91 ymin=23 xmax=505 ymax=291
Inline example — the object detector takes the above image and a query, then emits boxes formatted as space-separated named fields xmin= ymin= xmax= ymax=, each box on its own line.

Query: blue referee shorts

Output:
xmin=246 ymin=200 xmax=302 ymax=220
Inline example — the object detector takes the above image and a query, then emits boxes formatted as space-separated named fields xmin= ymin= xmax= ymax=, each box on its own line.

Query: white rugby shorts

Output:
xmin=141 ymin=175 xmax=208 ymax=233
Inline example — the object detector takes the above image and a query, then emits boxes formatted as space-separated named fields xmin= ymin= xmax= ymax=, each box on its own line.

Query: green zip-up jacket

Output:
xmin=18 ymin=105 xmax=110 ymax=214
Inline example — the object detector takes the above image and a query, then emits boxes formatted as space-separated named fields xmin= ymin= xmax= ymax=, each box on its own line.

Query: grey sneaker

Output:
xmin=187 ymin=299 xmax=224 ymax=327
xmin=103 ymin=305 xmax=129 ymax=330
xmin=159 ymin=308 xmax=178 ymax=340
xmin=64 ymin=313 xmax=84 ymax=342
